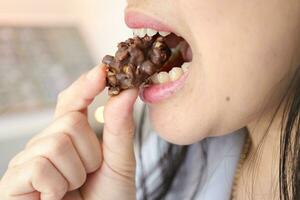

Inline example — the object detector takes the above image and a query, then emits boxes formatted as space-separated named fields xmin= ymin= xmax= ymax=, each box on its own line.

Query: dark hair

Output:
xmin=137 ymin=66 xmax=300 ymax=200
xmin=280 ymin=66 xmax=300 ymax=199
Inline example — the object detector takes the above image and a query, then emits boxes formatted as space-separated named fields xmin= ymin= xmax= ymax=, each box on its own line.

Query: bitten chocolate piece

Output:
xmin=102 ymin=35 xmax=171 ymax=96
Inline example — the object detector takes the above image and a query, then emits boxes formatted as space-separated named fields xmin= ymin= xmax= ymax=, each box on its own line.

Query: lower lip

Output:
xmin=140 ymin=72 xmax=189 ymax=104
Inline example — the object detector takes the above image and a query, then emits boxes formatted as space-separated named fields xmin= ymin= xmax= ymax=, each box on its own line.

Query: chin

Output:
xmin=147 ymin=102 xmax=244 ymax=145
xmin=149 ymin=108 xmax=211 ymax=145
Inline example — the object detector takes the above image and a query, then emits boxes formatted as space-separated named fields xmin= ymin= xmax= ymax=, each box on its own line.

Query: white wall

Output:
xmin=0 ymin=0 xmax=131 ymax=61
xmin=0 ymin=1 xmax=77 ymax=15
xmin=78 ymin=0 xmax=131 ymax=60
xmin=0 ymin=0 xmax=81 ymax=26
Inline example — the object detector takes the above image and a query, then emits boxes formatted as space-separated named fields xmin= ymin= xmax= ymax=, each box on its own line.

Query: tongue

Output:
xmin=165 ymin=34 xmax=192 ymax=62
xmin=160 ymin=47 xmax=184 ymax=72
xmin=165 ymin=33 xmax=184 ymax=48
xmin=179 ymin=41 xmax=193 ymax=62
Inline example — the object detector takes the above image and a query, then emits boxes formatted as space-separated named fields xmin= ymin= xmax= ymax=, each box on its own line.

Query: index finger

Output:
xmin=54 ymin=64 xmax=107 ymax=119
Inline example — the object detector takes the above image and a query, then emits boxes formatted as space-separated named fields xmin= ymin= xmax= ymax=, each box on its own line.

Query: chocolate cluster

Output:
xmin=102 ymin=35 xmax=171 ymax=96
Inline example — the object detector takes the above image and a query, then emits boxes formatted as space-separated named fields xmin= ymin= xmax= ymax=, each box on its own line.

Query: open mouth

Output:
xmin=101 ymin=10 xmax=195 ymax=103
xmin=131 ymin=28 xmax=193 ymax=85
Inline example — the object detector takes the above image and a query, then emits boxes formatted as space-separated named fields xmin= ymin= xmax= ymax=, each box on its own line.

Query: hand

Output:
xmin=0 ymin=65 xmax=138 ymax=200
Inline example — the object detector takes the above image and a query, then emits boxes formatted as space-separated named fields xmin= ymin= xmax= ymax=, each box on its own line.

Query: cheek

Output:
xmin=146 ymin=0 xmax=299 ymax=145
xmin=200 ymin=23 xmax=295 ymax=130
xmin=148 ymin=106 xmax=207 ymax=145
xmin=190 ymin=1 xmax=298 ymax=133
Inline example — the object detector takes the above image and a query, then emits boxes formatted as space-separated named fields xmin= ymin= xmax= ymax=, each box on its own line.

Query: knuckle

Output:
xmin=50 ymin=181 xmax=68 ymax=198
xmin=57 ymin=90 xmax=67 ymax=102
xmin=32 ymin=157 xmax=50 ymax=178
xmin=71 ymin=169 xmax=87 ymax=190
xmin=88 ymin=158 xmax=102 ymax=173
xmin=110 ymin=154 xmax=136 ymax=175
xmin=85 ymin=159 xmax=102 ymax=174
xmin=26 ymin=134 xmax=43 ymax=149
xmin=47 ymin=134 xmax=72 ymax=156
xmin=79 ymin=97 xmax=93 ymax=108
xmin=102 ymin=143 xmax=136 ymax=179
xmin=8 ymin=151 xmax=25 ymax=168
xmin=33 ymin=157 xmax=68 ymax=196
xmin=63 ymin=112 xmax=86 ymax=128
xmin=104 ymin=160 xmax=136 ymax=183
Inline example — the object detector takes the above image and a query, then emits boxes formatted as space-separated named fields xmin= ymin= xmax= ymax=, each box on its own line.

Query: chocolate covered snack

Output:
xmin=102 ymin=35 xmax=172 ymax=96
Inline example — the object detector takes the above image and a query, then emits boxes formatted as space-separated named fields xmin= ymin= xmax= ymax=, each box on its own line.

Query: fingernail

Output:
xmin=87 ymin=65 xmax=100 ymax=80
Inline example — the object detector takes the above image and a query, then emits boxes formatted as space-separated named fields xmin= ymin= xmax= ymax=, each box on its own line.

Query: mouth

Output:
xmin=125 ymin=11 xmax=193 ymax=103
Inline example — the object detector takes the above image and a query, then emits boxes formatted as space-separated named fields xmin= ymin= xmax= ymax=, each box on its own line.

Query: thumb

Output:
xmin=102 ymin=89 xmax=138 ymax=179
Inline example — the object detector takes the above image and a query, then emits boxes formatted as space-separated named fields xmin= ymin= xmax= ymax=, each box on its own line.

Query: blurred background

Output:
xmin=0 ymin=0 xmax=132 ymax=176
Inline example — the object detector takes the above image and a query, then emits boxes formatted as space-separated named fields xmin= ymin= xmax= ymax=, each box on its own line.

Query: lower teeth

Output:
xmin=157 ymin=72 xmax=170 ymax=83
xmin=150 ymin=62 xmax=191 ymax=84
xmin=181 ymin=62 xmax=190 ymax=73
xmin=169 ymin=67 xmax=184 ymax=81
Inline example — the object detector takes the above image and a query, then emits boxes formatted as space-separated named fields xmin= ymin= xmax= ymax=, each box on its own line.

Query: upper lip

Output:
xmin=124 ymin=9 xmax=193 ymax=63
xmin=124 ymin=10 xmax=179 ymax=35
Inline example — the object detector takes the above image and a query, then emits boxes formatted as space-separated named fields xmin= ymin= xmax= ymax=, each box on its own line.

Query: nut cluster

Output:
xmin=102 ymin=35 xmax=171 ymax=96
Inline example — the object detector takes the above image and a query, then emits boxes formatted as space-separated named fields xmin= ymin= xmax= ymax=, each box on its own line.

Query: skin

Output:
xmin=0 ymin=66 xmax=138 ymax=200
xmin=0 ymin=0 xmax=300 ymax=199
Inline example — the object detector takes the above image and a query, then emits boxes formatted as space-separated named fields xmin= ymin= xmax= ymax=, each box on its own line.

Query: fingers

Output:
xmin=102 ymin=89 xmax=138 ymax=178
xmin=55 ymin=64 xmax=107 ymax=119
xmin=9 ymin=133 xmax=87 ymax=191
xmin=1 ymin=157 xmax=68 ymax=200
xmin=79 ymin=89 xmax=138 ymax=200
xmin=26 ymin=112 xmax=102 ymax=173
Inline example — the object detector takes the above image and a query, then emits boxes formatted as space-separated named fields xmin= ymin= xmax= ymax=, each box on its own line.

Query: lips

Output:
xmin=140 ymin=69 xmax=190 ymax=104
xmin=125 ymin=11 xmax=177 ymax=33
xmin=125 ymin=11 xmax=193 ymax=103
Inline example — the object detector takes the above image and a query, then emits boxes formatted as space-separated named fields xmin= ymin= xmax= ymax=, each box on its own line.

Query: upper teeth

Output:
xmin=132 ymin=28 xmax=171 ymax=38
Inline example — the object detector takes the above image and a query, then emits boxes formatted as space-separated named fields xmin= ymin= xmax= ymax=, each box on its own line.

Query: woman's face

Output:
xmin=126 ymin=0 xmax=300 ymax=145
